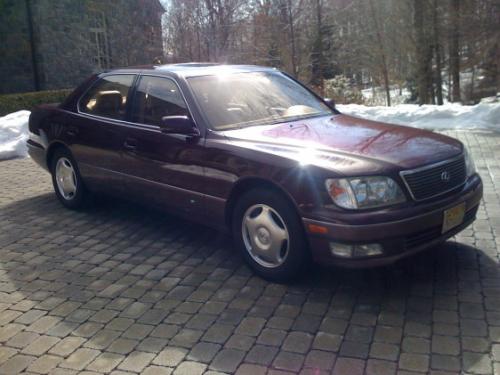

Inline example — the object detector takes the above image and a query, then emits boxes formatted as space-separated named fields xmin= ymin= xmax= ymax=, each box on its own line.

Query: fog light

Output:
xmin=329 ymin=242 xmax=354 ymax=258
xmin=353 ymin=243 xmax=383 ymax=257
xmin=330 ymin=242 xmax=383 ymax=258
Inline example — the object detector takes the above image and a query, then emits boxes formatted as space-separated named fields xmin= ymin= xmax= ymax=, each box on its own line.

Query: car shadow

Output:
xmin=0 ymin=193 xmax=496 ymax=374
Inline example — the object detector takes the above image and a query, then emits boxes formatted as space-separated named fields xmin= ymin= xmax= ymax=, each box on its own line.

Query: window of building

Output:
xmin=89 ymin=10 xmax=110 ymax=69
xmin=148 ymin=26 xmax=155 ymax=46
xmin=131 ymin=76 xmax=189 ymax=126
xmin=79 ymin=75 xmax=135 ymax=120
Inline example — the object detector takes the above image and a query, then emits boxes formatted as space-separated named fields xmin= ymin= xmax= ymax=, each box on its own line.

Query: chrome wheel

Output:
xmin=55 ymin=157 xmax=77 ymax=200
xmin=241 ymin=204 xmax=290 ymax=268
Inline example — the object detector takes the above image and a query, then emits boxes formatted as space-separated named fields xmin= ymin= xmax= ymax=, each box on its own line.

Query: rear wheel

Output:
xmin=50 ymin=148 xmax=90 ymax=209
xmin=233 ymin=188 xmax=309 ymax=282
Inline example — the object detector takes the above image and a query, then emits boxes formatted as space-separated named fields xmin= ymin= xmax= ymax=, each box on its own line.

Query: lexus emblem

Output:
xmin=441 ymin=171 xmax=451 ymax=182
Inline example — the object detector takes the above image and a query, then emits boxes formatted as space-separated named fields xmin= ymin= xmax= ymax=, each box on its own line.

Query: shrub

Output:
xmin=324 ymin=75 xmax=365 ymax=105
xmin=0 ymin=89 xmax=73 ymax=116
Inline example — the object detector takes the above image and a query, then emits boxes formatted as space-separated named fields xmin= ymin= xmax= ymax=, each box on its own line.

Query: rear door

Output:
xmin=118 ymin=75 xmax=208 ymax=216
xmin=68 ymin=74 xmax=135 ymax=192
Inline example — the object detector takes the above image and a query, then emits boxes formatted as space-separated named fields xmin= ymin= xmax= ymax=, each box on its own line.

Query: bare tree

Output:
xmin=161 ymin=0 xmax=499 ymax=103
xmin=449 ymin=0 xmax=461 ymax=102
xmin=433 ymin=0 xmax=444 ymax=105
xmin=368 ymin=0 xmax=391 ymax=106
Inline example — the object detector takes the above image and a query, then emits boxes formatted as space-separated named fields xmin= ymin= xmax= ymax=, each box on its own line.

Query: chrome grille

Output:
xmin=400 ymin=155 xmax=466 ymax=201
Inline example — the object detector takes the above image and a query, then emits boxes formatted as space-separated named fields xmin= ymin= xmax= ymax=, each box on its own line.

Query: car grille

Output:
xmin=404 ymin=205 xmax=478 ymax=249
xmin=401 ymin=156 xmax=466 ymax=201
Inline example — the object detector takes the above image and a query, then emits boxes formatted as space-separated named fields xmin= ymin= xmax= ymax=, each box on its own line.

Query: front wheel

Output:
xmin=233 ymin=188 xmax=309 ymax=282
xmin=50 ymin=148 xmax=90 ymax=209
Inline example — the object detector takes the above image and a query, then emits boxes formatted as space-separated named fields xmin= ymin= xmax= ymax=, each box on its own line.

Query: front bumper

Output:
xmin=303 ymin=174 xmax=483 ymax=268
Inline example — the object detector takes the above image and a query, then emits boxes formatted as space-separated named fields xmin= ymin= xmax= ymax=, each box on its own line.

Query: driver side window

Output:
xmin=131 ymin=76 xmax=189 ymax=126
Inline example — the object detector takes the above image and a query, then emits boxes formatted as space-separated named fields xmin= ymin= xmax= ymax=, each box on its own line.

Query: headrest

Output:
xmin=95 ymin=90 xmax=123 ymax=114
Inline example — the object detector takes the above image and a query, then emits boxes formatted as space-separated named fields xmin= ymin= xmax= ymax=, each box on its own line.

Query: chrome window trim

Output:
xmin=76 ymin=73 xmax=199 ymax=133
xmin=399 ymin=153 xmax=466 ymax=202
xmin=71 ymin=111 xmax=160 ymax=132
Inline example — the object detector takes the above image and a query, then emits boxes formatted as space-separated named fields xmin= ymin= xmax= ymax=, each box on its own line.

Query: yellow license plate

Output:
xmin=442 ymin=203 xmax=466 ymax=233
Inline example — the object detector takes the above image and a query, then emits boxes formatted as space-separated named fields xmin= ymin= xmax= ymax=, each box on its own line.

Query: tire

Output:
xmin=50 ymin=148 xmax=90 ymax=209
xmin=232 ymin=188 xmax=309 ymax=282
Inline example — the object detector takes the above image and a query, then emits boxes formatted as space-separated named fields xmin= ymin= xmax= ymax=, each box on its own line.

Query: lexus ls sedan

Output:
xmin=28 ymin=63 xmax=483 ymax=281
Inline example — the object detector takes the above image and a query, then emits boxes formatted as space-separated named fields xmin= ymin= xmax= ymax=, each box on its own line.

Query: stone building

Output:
xmin=0 ymin=0 xmax=164 ymax=94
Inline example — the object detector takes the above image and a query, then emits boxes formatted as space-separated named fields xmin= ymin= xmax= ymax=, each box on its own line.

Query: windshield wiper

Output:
xmin=215 ymin=112 xmax=330 ymax=131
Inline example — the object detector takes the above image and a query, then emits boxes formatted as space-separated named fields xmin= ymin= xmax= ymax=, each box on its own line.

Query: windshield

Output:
xmin=188 ymin=71 xmax=332 ymax=130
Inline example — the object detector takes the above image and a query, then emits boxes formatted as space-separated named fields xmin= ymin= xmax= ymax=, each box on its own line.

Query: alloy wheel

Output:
xmin=241 ymin=204 xmax=290 ymax=268
xmin=55 ymin=157 xmax=77 ymax=200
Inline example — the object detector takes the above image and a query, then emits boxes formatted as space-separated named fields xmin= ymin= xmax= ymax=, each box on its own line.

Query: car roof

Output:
xmin=106 ymin=63 xmax=277 ymax=78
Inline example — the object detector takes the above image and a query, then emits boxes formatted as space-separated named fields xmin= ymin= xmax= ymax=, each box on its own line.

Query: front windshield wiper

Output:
xmin=216 ymin=112 xmax=330 ymax=131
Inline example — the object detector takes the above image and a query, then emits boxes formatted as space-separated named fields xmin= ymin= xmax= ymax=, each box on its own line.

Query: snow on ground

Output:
xmin=338 ymin=102 xmax=500 ymax=132
xmin=361 ymin=87 xmax=412 ymax=106
xmin=0 ymin=111 xmax=31 ymax=160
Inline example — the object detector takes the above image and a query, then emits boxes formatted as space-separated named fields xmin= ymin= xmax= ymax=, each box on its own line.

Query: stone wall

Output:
xmin=107 ymin=0 xmax=164 ymax=68
xmin=31 ymin=0 xmax=95 ymax=91
xmin=0 ymin=0 xmax=164 ymax=94
xmin=0 ymin=1 xmax=37 ymax=94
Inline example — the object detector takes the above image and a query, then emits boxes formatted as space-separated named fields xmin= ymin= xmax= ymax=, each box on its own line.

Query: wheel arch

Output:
xmin=224 ymin=177 xmax=303 ymax=230
xmin=46 ymin=141 xmax=71 ymax=171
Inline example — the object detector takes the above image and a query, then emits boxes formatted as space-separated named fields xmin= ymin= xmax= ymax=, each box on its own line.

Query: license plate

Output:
xmin=442 ymin=202 xmax=466 ymax=233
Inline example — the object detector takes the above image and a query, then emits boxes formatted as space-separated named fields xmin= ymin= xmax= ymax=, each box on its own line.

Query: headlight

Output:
xmin=464 ymin=147 xmax=476 ymax=177
xmin=325 ymin=176 xmax=406 ymax=209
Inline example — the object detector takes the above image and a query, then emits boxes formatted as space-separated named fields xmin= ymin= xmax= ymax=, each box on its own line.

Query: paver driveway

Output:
xmin=0 ymin=130 xmax=499 ymax=375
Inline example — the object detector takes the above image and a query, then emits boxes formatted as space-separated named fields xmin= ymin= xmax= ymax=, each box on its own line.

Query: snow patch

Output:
xmin=338 ymin=102 xmax=500 ymax=131
xmin=361 ymin=87 xmax=411 ymax=106
xmin=0 ymin=110 xmax=31 ymax=160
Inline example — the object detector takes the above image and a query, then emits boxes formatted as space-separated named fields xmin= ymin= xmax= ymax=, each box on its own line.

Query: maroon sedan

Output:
xmin=27 ymin=64 xmax=482 ymax=281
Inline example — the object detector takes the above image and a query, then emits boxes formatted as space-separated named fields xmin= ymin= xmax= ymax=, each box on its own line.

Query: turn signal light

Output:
xmin=308 ymin=224 xmax=328 ymax=234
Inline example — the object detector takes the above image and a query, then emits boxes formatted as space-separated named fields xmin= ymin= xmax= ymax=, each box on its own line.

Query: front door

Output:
xmin=119 ymin=75 xmax=207 ymax=216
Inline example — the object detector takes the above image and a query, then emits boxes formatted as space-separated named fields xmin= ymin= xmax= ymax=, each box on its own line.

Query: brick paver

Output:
xmin=0 ymin=130 xmax=499 ymax=374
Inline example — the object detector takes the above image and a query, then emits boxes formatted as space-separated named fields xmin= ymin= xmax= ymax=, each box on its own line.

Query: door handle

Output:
xmin=123 ymin=138 xmax=138 ymax=151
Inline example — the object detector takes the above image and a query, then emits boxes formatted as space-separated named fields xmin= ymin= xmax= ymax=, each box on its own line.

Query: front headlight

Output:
xmin=325 ymin=176 xmax=406 ymax=209
xmin=464 ymin=147 xmax=476 ymax=177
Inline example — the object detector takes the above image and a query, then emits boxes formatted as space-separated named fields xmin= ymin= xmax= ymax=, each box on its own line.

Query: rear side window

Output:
xmin=79 ymin=75 xmax=135 ymax=120
xmin=131 ymin=76 xmax=188 ymax=126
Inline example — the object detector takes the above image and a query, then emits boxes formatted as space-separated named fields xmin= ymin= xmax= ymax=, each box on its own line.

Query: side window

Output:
xmin=131 ymin=76 xmax=189 ymax=126
xmin=79 ymin=75 xmax=134 ymax=120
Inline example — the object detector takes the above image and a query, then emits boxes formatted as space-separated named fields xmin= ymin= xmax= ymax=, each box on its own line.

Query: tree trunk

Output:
xmin=196 ymin=6 xmax=202 ymax=61
xmin=470 ymin=67 xmax=475 ymax=101
xmin=287 ymin=0 xmax=298 ymax=77
xmin=311 ymin=0 xmax=324 ymax=92
xmin=382 ymin=67 xmax=391 ymax=107
xmin=414 ymin=0 xmax=431 ymax=104
xmin=449 ymin=0 xmax=461 ymax=102
xmin=483 ymin=39 xmax=499 ymax=98
xmin=369 ymin=0 xmax=391 ymax=106
xmin=433 ymin=0 xmax=444 ymax=105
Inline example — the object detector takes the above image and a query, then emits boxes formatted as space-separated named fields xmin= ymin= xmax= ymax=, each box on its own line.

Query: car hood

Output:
xmin=219 ymin=114 xmax=463 ymax=174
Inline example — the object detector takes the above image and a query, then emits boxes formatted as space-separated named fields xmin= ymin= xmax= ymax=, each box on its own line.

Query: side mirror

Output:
xmin=160 ymin=115 xmax=200 ymax=136
xmin=324 ymin=98 xmax=336 ymax=109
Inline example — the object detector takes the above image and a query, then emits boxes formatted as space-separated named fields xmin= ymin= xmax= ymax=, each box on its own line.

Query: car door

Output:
xmin=68 ymin=74 xmax=136 ymax=193
xmin=119 ymin=74 xmax=207 ymax=216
